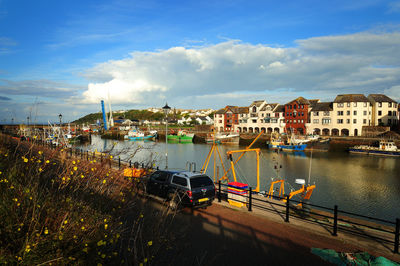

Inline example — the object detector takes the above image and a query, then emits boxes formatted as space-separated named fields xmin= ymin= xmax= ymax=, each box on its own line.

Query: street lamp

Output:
xmin=162 ymin=103 xmax=171 ymax=169
xmin=59 ymin=114 xmax=62 ymax=126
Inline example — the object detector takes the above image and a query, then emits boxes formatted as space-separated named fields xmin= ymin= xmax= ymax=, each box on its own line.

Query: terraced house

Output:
xmin=215 ymin=93 xmax=398 ymax=136
xmin=214 ymin=106 xmax=247 ymax=132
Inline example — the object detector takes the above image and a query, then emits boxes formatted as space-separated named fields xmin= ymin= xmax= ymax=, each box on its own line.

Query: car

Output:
xmin=143 ymin=170 xmax=215 ymax=210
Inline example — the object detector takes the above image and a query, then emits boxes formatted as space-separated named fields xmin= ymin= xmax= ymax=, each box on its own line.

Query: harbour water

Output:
xmin=82 ymin=135 xmax=400 ymax=223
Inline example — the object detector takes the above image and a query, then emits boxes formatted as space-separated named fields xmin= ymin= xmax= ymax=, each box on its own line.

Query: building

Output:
xmin=284 ymin=97 xmax=314 ymax=135
xmin=306 ymin=102 xmax=333 ymax=136
xmin=214 ymin=106 xmax=242 ymax=132
xmin=332 ymin=94 xmax=372 ymax=136
xmin=367 ymin=94 xmax=398 ymax=128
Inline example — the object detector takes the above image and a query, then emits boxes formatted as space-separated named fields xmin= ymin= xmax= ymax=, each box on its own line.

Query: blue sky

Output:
xmin=0 ymin=0 xmax=400 ymax=123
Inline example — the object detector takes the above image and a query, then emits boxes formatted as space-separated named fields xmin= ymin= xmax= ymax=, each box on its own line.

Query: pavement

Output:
xmin=148 ymin=198 xmax=400 ymax=265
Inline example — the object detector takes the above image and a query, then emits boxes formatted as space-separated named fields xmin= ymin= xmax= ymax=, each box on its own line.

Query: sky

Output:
xmin=0 ymin=0 xmax=400 ymax=124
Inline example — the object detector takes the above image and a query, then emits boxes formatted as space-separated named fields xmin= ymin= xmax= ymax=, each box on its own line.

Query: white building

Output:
xmin=367 ymin=94 xmax=398 ymax=127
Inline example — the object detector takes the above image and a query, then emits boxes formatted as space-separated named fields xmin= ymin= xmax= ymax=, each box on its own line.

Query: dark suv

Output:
xmin=144 ymin=170 xmax=215 ymax=209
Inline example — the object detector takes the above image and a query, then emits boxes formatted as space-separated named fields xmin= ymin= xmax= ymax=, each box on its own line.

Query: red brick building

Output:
xmin=214 ymin=106 xmax=241 ymax=132
xmin=284 ymin=97 xmax=318 ymax=135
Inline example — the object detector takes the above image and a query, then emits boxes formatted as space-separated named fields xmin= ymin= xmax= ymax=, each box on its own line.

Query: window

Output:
xmin=378 ymin=102 xmax=382 ymax=107
xmin=353 ymin=119 xmax=357 ymax=124
xmin=313 ymin=119 xmax=319 ymax=124
xmin=337 ymin=111 xmax=343 ymax=116
xmin=353 ymin=111 xmax=357 ymax=115
xmin=353 ymin=102 xmax=357 ymax=107
xmin=337 ymin=103 xmax=344 ymax=108
xmin=363 ymin=119 xmax=367 ymax=124
xmin=151 ymin=171 xmax=168 ymax=182
xmin=337 ymin=119 xmax=343 ymax=124
xmin=323 ymin=111 xmax=330 ymax=116
xmin=314 ymin=111 xmax=319 ymax=116
xmin=363 ymin=102 xmax=367 ymax=107
xmin=389 ymin=111 xmax=392 ymax=116
xmin=363 ymin=111 xmax=367 ymax=116
xmin=322 ymin=118 xmax=331 ymax=124
xmin=346 ymin=119 xmax=350 ymax=124
xmin=219 ymin=120 xmax=222 ymax=123
xmin=294 ymin=105 xmax=297 ymax=109
xmin=389 ymin=102 xmax=392 ymax=107
xmin=190 ymin=175 xmax=214 ymax=188
xmin=172 ymin=176 xmax=188 ymax=187
xmin=378 ymin=111 xmax=382 ymax=116
xmin=347 ymin=102 xmax=350 ymax=107
xmin=347 ymin=111 xmax=350 ymax=116
xmin=394 ymin=111 xmax=397 ymax=116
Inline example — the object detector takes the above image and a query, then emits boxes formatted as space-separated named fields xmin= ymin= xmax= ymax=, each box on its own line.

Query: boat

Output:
xmin=125 ymin=128 xmax=156 ymax=141
xmin=349 ymin=140 xmax=400 ymax=156
xmin=215 ymin=133 xmax=240 ymax=144
xmin=268 ymin=134 xmax=307 ymax=151
xmin=167 ymin=130 xmax=194 ymax=143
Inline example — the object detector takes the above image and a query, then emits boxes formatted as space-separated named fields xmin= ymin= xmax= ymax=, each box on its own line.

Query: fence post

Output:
xmin=395 ymin=218 xmax=399 ymax=254
xmin=218 ymin=180 xmax=221 ymax=202
xmin=333 ymin=205 xmax=338 ymax=236
xmin=81 ymin=149 xmax=83 ymax=159
xmin=118 ymin=157 xmax=121 ymax=170
xmin=86 ymin=151 xmax=89 ymax=161
xmin=248 ymin=187 xmax=252 ymax=212
xmin=129 ymin=160 xmax=132 ymax=168
xmin=285 ymin=195 xmax=290 ymax=223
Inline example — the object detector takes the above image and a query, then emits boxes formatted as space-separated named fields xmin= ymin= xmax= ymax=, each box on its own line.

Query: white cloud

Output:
xmin=79 ymin=31 xmax=400 ymax=108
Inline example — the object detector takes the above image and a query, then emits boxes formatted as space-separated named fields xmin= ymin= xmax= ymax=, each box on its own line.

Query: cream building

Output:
xmin=367 ymin=94 xmax=398 ymax=127
xmin=306 ymin=102 xmax=334 ymax=136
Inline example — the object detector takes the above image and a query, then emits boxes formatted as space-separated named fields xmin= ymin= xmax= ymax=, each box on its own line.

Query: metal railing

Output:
xmin=215 ymin=181 xmax=400 ymax=254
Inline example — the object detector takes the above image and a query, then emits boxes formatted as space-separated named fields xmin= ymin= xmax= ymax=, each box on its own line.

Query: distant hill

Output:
xmin=73 ymin=110 xmax=166 ymax=124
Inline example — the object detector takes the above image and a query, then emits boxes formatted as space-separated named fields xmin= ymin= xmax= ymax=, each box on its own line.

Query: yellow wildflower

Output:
xmin=38 ymin=151 xmax=43 ymax=155
xmin=25 ymin=245 xmax=31 ymax=253
xmin=81 ymin=226 xmax=85 ymax=230
xmin=80 ymin=218 xmax=84 ymax=222
xmin=101 ymin=254 xmax=106 ymax=259
xmin=73 ymin=166 xmax=77 ymax=171
xmin=72 ymin=161 xmax=76 ymax=164
xmin=13 ymin=198 xmax=18 ymax=202
xmin=39 ymin=168 xmax=43 ymax=172
xmin=102 ymin=180 xmax=106 ymax=184
xmin=147 ymin=241 xmax=153 ymax=246
xmin=44 ymin=228 xmax=48 ymax=234
xmin=81 ymin=174 xmax=84 ymax=178
xmin=58 ymin=235 xmax=63 ymax=240
xmin=82 ymin=247 xmax=88 ymax=253
xmin=23 ymin=157 xmax=28 ymax=163
xmin=46 ymin=160 xmax=50 ymax=164
xmin=104 ymin=224 xmax=108 ymax=230
xmin=64 ymin=220 xmax=68 ymax=224
xmin=104 ymin=218 xmax=107 ymax=222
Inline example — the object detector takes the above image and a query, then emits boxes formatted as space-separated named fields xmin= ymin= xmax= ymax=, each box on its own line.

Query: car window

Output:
xmin=190 ymin=175 xmax=214 ymax=189
xmin=150 ymin=171 xmax=161 ymax=180
xmin=172 ymin=176 xmax=188 ymax=187
xmin=155 ymin=172 xmax=168 ymax=182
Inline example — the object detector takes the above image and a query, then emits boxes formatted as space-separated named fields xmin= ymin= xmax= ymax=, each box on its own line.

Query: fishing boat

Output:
xmin=125 ymin=128 xmax=156 ymax=141
xmin=215 ymin=133 xmax=239 ymax=144
xmin=349 ymin=140 xmax=400 ymax=156
xmin=268 ymin=134 xmax=307 ymax=151
xmin=167 ymin=130 xmax=194 ymax=143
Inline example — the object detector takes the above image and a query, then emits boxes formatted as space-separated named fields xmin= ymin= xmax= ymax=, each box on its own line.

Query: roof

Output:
xmin=334 ymin=94 xmax=369 ymax=103
xmin=260 ymin=103 xmax=278 ymax=111
xmin=310 ymin=102 xmax=333 ymax=112
xmin=237 ymin=107 xmax=249 ymax=114
xmin=215 ymin=108 xmax=225 ymax=114
xmin=286 ymin=96 xmax=310 ymax=105
xmin=250 ymin=100 xmax=266 ymax=107
xmin=197 ymin=117 xmax=208 ymax=121
xmin=367 ymin=94 xmax=397 ymax=103
xmin=273 ymin=104 xmax=285 ymax=112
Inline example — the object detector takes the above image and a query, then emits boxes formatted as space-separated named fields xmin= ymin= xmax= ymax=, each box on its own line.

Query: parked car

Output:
xmin=141 ymin=170 xmax=215 ymax=210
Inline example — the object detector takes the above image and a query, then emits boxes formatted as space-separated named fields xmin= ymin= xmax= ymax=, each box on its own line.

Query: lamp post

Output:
xmin=162 ymin=103 xmax=171 ymax=169
xmin=59 ymin=114 xmax=62 ymax=126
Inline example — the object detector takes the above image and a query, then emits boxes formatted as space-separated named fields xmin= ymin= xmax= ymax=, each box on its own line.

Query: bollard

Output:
xmin=81 ymin=149 xmax=83 ymax=159
xmin=395 ymin=218 xmax=399 ymax=254
xmin=218 ymin=180 xmax=221 ymax=202
xmin=333 ymin=205 xmax=338 ymax=236
xmin=118 ymin=157 xmax=121 ymax=170
xmin=86 ymin=151 xmax=89 ymax=161
xmin=248 ymin=187 xmax=252 ymax=212
xmin=129 ymin=160 xmax=131 ymax=168
xmin=285 ymin=195 xmax=290 ymax=223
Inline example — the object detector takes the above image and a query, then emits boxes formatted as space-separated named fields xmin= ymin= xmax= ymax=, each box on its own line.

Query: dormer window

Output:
xmin=252 ymin=106 xmax=257 ymax=112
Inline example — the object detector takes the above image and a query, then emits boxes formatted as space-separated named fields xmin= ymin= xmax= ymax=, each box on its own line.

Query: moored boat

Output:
xmin=349 ymin=140 xmax=400 ymax=156
xmin=125 ymin=128 xmax=156 ymax=141
xmin=268 ymin=134 xmax=307 ymax=151
xmin=167 ymin=130 xmax=194 ymax=143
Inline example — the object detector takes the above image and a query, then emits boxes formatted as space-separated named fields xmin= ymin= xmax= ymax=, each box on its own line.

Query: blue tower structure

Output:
xmin=101 ymin=100 xmax=108 ymax=130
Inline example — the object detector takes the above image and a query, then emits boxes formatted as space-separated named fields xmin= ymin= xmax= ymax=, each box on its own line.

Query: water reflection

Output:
xmin=80 ymin=136 xmax=400 ymax=222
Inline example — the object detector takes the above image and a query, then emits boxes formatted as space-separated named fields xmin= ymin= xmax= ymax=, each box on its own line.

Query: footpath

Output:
xmin=152 ymin=201 xmax=400 ymax=265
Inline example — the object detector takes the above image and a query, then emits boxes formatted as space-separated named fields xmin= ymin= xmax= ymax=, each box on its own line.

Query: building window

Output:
xmin=363 ymin=119 xmax=367 ymax=124
xmin=347 ymin=111 xmax=350 ymax=116
xmin=353 ymin=102 xmax=357 ymax=107
xmin=378 ymin=119 xmax=382 ymax=125
xmin=389 ymin=102 xmax=392 ymax=107
xmin=363 ymin=102 xmax=367 ymax=107
xmin=322 ymin=118 xmax=331 ymax=124
xmin=313 ymin=111 xmax=319 ymax=116
xmin=363 ymin=111 xmax=367 ymax=116
xmin=378 ymin=102 xmax=382 ymax=107
xmin=323 ymin=111 xmax=330 ymax=116
xmin=353 ymin=119 xmax=357 ymax=124
xmin=353 ymin=111 xmax=357 ymax=115
xmin=346 ymin=119 xmax=350 ymax=124
xmin=337 ymin=119 xmax=343 ymax=124
xmin=219 ymin=120 xmax=222 ymax=123
xmin=389 ymin=111 xmax=392 ymax=116
xmin=338 ymin=103 xmax=344 ymax=108
xmin=347 ymin=102 xmax=350 ymax=107
xmin=394 ymin=111 xmax=397 ymax=116
xmin=378 ymin=111 xmax=382 ymax=116
xmin=252 ymin=106 xmax=257 ymax=112
xmin=294 ymin=105 xmax=297 ymax=109
xmin=313 ymin=119 xmax=319 ymax=124
xmin=337 ymin=111 xmax=343 ymax=116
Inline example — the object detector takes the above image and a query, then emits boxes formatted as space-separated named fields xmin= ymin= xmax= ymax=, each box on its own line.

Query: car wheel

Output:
xmin=168 ymin=193 xmax=180 ymax=211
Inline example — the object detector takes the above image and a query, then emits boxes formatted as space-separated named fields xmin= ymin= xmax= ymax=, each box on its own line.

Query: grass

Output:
xmin=0 ymin=134 xmax=175 ymax=265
